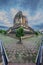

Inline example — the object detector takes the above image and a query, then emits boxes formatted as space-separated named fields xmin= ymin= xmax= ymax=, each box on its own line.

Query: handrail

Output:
xmin=2 ymin=42 xmax=9 ymax=62
xmin=36 ymin=39 xmax=43 ymax=65
xmin=0 ymin=41 xmax=9 ymax=65
xmin=36 ymin=46 xmax=41 ymax=65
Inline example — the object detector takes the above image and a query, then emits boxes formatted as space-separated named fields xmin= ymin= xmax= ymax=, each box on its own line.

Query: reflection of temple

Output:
xmin=7 ymin=11 xmax=34 ymax=38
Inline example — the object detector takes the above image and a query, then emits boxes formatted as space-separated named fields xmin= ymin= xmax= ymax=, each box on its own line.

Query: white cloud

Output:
xmin=32 ymin=12 xmax=41 ymax=20
xmin=28 ymin=12 xmax=41 ymax=21
xmin=28 ymin=11 xmax=43 ymax=26
xmin=0 ymin=11 xmax=13 ymax=27
xmin=10 ymin=8 xmax=19 ymax=19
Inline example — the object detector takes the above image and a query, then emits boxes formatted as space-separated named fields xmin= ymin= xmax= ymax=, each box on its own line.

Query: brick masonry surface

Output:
xmin=8 ymin=63 xmax=36 ymax=65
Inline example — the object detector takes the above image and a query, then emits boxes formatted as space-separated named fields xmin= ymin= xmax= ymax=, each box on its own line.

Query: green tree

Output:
xmin=16 ymin=27 xmax=24 ymax=43
xmin=35 ymin=31 xmax=38 ymax=36
xmin=0 ymin=30 xmax=7 ymax=34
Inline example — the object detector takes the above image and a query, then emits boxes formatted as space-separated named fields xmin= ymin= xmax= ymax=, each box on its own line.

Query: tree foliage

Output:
xmin=0 ymin=30 xmax=7 ymax=34
xmin=35 ymin=31 xmax=38 ymax=36
xmin=16 ymin=27 xmax=24 ymax=38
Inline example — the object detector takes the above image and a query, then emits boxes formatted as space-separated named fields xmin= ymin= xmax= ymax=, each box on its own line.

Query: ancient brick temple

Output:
xmin=7 ymin=11 xmax=34 ymax=38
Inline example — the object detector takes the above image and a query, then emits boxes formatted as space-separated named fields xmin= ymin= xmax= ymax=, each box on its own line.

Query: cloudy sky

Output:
xmin=0 ymin=0 xmax=43 ymax=30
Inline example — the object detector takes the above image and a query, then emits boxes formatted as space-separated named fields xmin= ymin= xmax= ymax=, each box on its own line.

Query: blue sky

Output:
xmin=0 ymin=0 xmax=43 ymax=31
